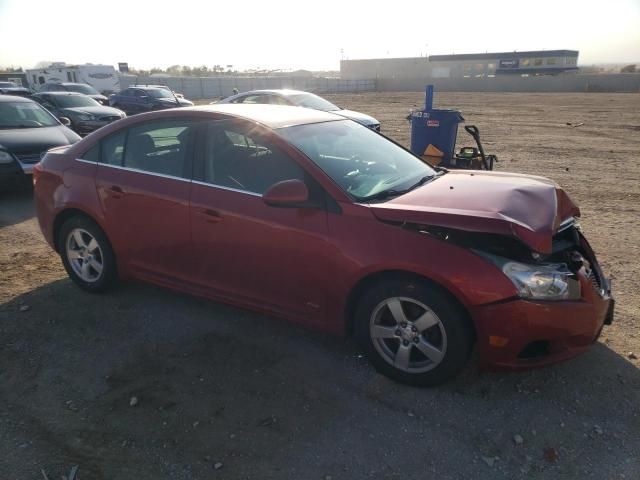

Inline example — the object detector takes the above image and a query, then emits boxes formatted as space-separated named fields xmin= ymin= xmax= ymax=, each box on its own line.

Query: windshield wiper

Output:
xmin=359 ymin=171 xmax=446 ymax=202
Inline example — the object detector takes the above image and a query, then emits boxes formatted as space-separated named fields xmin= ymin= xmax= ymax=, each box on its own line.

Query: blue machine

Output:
xmin=409 ymin=85 xmax=495 ymax=170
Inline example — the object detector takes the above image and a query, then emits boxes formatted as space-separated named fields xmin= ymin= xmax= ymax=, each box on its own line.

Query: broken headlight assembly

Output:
xmin=475 ymin=251 xmax=581 ymax=301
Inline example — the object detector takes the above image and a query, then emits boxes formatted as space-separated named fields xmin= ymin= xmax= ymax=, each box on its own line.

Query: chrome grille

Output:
xmin=99 ymin=115 xmax=120 ymax=122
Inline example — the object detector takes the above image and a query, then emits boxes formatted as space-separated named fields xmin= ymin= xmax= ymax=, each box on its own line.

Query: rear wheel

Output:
xmin=354 ymin=278 xmax=474 ymax=387
xmin=58 ymin=216 xmax=118 ymax=292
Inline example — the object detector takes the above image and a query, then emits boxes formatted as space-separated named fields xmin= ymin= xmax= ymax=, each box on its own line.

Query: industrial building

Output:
xmin=341 ymin=50 xmax=579 ymax=80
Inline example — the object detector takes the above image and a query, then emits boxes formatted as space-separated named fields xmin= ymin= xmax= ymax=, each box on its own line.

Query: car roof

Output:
xmin=185 ymin=104 xmax=343 ymax=128
xmin=0 ymin=95 xmax=35 ymax=103
xmin=35 ymin=91 xmax=85 ymax=96
xmin=130 ymin=84 xmax=170 ymax=89
xmin=235 ymin=89 xmax=313 ymax=97
xmin=128 ymin=86 xmax=166 ymax=91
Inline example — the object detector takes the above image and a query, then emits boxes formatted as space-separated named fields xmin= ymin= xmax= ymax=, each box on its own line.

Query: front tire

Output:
xmin=354 ymin=278 xmax=474 ymax=387
xmin=58 ymin=216 xmax=118 ymax=293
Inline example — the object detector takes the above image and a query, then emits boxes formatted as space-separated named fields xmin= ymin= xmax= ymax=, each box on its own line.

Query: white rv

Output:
xmin=25 ymin=64 xmax=121 ymax=94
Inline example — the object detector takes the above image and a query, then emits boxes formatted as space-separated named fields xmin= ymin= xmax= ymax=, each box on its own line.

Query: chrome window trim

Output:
xmin=75 ymin=158 xmax=97 ymax=165
xmin=192 ymin=180 xmax=262 ymax=197
xmin=93 ymin=161 xmax=192 ymax=183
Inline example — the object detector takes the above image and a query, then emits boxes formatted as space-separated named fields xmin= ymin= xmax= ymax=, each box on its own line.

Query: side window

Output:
xmin=123 ymin=120 xmax=194 ymax=178
xmin=238 ymin=94 xmax=266 ymax=104
xmin=203 ymin=121 xmax=305 ymax=194
xmin=268 ymin=95 xmax=290 ymax=105
xmin=101 ymin=130 xmax=126 ymax=166
xmin=133 ymin=89 xmax=146 ymax=98
xmin=81 ymin=144 xmax=100 ymax=162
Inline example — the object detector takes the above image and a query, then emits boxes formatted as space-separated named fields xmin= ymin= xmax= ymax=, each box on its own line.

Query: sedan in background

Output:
xmin=0 ymin=95 xmax=79 ymax=190
xmin=217 ymin=89 xmax=380 ymax=131
xmin=0 ymin=81 xmax=33 ymax=98
xmin=32 ymin=92 xmax=126 ymax=135
xmin=33 ymin=104 xmax=612 ymax=387
xmin=108 ymin=86 xmax=194 ymax=115
xmin=38 ymin=82 xmax=109 ymax=105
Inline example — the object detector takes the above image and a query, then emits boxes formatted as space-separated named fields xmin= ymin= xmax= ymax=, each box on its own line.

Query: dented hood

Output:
xmin=370 ymin=170 xmax=580 ymax=254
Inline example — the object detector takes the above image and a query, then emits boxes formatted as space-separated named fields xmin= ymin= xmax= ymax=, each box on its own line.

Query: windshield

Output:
xmin=278 ymin=120 xmax=436 ymax=201
xmin=148 ymin=88 xmax=174 ymax=99
xmin=0 ymin=101 xmax=59 ymax=128
xmin=289 ymin=93 xmax=340 ymax=111
xmin=66 ymin=84 xmax=100 ymax=95
xmin=0 ymin=81 xmax=18 ymax=88
xmin=53 ymin=95 xmax=100 ymax=108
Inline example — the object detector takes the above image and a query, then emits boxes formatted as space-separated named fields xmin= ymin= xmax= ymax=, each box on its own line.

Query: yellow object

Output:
xmin=420 ymin=144 xmax=444 ymax=166
xmin=423 ymin=144 xmax=444 ymax=157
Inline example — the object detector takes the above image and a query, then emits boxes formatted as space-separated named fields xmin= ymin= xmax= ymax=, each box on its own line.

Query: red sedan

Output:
xmin=33 ymin=104 xmax=614 ymax=386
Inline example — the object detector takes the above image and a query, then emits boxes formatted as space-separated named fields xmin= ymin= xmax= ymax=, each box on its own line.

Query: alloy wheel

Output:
xmin=369 ymin=296 xmax=447 ymax=373
xmin=66 ymin=228 xmax=104 ymax=283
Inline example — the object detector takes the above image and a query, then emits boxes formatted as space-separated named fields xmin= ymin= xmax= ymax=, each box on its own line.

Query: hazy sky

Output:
xmin=1 ymin=0 xmax=639 ymax=71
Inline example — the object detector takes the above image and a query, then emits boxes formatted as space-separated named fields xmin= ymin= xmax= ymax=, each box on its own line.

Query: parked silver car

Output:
xmin=216 ymin=89 xmax=380 ymax=131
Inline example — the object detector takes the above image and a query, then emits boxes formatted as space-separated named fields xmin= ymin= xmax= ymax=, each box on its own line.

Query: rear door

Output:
xmin=189 ymin=119 xmax=332 ymax=324
xmin=95 ymin=118 xmax=196 ymax=282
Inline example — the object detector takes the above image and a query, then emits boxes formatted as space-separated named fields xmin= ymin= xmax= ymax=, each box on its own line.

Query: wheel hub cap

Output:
xmin=369 ymin=296 xmax=447 ymax=374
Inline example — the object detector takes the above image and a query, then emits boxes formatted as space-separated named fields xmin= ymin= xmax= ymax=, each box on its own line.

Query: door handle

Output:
xmin=108 ymin=185 xmax=124 ymax=198
xmin=200 ymin=208 xmax=222 ymax=223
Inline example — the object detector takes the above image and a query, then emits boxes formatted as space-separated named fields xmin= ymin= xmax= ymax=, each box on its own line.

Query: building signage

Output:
xmin=118 ymin=62 xmax=129 ymax=73
xmin=499 ymin=59 xmax=520 ymax=68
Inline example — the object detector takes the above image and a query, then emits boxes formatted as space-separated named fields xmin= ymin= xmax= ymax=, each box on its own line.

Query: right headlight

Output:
xmin=475 ymin=251 xmax=581 ymax=301
xmin=0 ymin=150 xmax=15 ymax=164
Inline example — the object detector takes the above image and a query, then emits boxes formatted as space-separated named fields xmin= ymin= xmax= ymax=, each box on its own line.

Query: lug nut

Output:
xmin=400 ymin=322 xmax=407 ymax=328
xmin=395 ymin=329 xmax=401 ymax=336
xmin=411 ymin=326 xmax=418 ymax=332
xmin=413 ymin=337 xmax=420 ymax=344
xmin=402 ymin=340 xmax=410 ymax=346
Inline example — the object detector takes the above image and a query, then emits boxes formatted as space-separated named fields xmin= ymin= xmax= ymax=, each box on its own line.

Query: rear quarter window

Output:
xmin=80 ymin=144 xmax=100 ymax=162
xmin=101 ymin=131 xmax=126 ymax=166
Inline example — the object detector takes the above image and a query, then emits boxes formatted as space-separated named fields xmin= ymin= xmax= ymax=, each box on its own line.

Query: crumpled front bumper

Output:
xmin=471 ymin=233 xmax=614 ymax=371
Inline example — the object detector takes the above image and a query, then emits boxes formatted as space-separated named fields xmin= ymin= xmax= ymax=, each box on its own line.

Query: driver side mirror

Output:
xmin=263 ymin=179 xmax=309 ymax=207
xmin=58 ymin=117 xmax=71 ymax=126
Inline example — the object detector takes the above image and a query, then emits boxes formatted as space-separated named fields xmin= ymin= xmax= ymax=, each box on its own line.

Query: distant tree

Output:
xmin=621 ymin=64 xmax=637 ymax=73
xmin=166 ymin=65 xmax=182 ymax=75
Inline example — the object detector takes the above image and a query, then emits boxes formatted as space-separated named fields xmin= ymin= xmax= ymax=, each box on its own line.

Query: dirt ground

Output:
xmin=1 ymin=92 xmax=639 ymax=480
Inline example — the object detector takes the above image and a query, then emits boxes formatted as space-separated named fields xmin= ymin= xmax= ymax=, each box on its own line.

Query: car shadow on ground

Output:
xmin=1 ymin=278 xmax=639 ymax=480
xmin=0 ymin=185 xmax=35 ymax=227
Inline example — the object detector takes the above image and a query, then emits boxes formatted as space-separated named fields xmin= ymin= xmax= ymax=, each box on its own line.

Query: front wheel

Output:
xmin=354 ymin=279 xmax=474 ymax=387
xmin=58 ymin=216 xmax=118 ymax=293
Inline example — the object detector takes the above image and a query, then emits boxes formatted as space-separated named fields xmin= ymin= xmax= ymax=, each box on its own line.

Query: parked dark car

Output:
xmin=32 ymin=92 xmax=125 ymax=135
xmin=0 ymin=95 xmax=80 ymax=189
xmin=129 ymin=84 xmax=186 ymax=99
xmin=33 ymin=104 xmax=612 ymax=386
xmin=108 ymin=86 xmax=194 ymax=115
xmin=38 ymin=82 xmax=108 ymax=105
xmin=0 ymin=81 xmax=32 ymax=98
xmin=217 ymin=89 xmax=380 ymax=131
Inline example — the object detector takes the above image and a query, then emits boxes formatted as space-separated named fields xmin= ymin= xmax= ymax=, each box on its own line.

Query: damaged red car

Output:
xmin=34 ymin=104 xmax=614 ymax=386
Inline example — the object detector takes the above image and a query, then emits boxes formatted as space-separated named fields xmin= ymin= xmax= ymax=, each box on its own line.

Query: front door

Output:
xmin=189 ymin=119 xmax=332 ymax=325
xmin=96 ymin=118 xmax=196 ymax=282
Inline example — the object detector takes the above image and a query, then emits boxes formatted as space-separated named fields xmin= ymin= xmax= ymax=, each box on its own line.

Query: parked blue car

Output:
xmin=108 ymin=86 xmax=193 ymax=115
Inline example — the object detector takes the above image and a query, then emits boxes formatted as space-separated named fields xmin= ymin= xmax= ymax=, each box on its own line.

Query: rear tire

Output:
xmin=58 ymin=216 xmax=118 ymax=293
xmin=354 ymin=278 xmax=474 ymax=387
